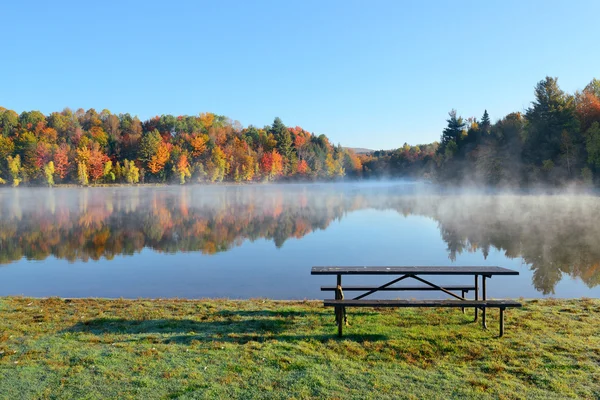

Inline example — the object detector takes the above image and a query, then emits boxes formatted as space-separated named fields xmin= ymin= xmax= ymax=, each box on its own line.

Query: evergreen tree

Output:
xmin=480 ymin=110 xmax=491 ymax=134
xmin=584 ymin=78 xmax=600 ymax=98
xmin=439 ymin=110 xmax=465 ymax=155
xmin=524 ymin=77 xmax=579 ymax=174
xmin=271 ymin=117 xmax=293 ymax=173
xmin=139 ymin=129 xmax=162 ymax=163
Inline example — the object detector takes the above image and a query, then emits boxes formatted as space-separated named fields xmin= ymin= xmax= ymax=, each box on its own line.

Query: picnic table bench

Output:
xmin=312 ymin=266 xmax=521 ymax=337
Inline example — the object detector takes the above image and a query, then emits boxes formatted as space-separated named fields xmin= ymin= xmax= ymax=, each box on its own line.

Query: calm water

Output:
xmin=1 ymin=183 xmax=599 ymax=299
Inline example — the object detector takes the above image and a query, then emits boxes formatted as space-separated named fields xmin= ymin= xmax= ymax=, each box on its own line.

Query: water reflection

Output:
xmin=0 ymin=185 xmax=599 ymax=295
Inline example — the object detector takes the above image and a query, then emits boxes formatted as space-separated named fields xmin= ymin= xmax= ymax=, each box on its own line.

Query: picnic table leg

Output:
xmin=482 ymin=276 xmax=487 ymax=329
xmin=499 ymin=308 xmax=504 ymax=337
xmin=474 ymin=275 xmax=479 ymax=322
xmin=335 ymin=274 xmax=346 ymax=336
xmin=461 ymin=290 xmax=465 ymax=314
xmin=335 ymin=274 xmax=341 ymax=322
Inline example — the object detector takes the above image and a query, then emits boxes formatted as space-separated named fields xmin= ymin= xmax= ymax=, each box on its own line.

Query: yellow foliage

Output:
xmin=199 ymin=112 xmax=215 ymax=129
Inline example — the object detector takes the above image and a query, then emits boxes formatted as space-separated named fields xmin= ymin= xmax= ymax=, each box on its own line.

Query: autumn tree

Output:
xmin=176 ymin=153 xmax=191 ymax=184
xmin=7 ymin=155 xmax=22 ymax=186
xmin=77 ymin=162 xmax=89 ymax=185
xmin=297 ymin=159 xmax=310 ymax=175
xmin=123 ymin=160 xmax=140 ymax=184
xmin=260 ymin=150 xmax=283 ymax=180
xmin=88 ymin=144 xmax=110 ymax=183
xmin=44 ymin=161 xmax=55 ymax=186
xmin=190 ymin=134 xmax=209 ymax=158
xmin=148 ymin=141 xmax=172 ymax=176
xmin=207 ymin=146 xmax=228 ymax=182
xmin=53 ymin=144 xmax=71 ymax=181
xmin=576 ymin=85 xmax=600 ymax=132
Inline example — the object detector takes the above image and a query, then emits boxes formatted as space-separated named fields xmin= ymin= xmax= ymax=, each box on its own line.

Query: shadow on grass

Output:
xmin=64 ymin=317 xmax=388 ymax=344
xmin=216 ymin=309 xmax=378 ymax=318
xmin=394 ymin=311 xmax=478 ymax=327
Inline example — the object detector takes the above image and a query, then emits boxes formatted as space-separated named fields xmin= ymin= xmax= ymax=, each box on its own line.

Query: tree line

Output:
xmin=361 ymin=76 xmax=600 ymax=186
xmin=3 ymin=76 xmax=599 ymax=187
xmin=0 ymin=109 xmax=363 ymax=186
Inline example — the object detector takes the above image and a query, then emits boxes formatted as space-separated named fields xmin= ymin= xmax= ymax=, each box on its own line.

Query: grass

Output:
xmin=0 ymin=297 xmax=599 ymax=399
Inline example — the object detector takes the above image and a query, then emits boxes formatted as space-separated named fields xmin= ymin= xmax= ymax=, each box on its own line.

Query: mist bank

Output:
xmin=361 ymin=76 xmax=600 ymax=188
xmin=1 ymin=183 xmax=600 ymax=294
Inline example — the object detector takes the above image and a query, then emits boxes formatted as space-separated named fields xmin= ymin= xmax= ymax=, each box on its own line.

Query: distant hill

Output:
xmin=345 ymin=147 xmax=375 ymax=154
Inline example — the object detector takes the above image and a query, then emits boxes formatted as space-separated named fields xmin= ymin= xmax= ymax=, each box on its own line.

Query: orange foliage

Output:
xmin=297 ymin=159 xmax=309 ymax=174
xmin=577 ymin=91 xmax=600 ymax=132
xmin=271 ymin=150 xmax=283 ymax=176
xmin=88 ymin=146 xmax=109 ymax=182
xmin=190 ymin=134 xmax=208 ymax=158
xmin=148 ymin=142 xmax=172 ymax=174
xmin=177 ymin=153 xmax=190 ymax=173
xmin=40 ymin=127 xmax=58 ymax=143
xmin=351 ymin=153 xmax=362 ymax=171
xmin=259 ymin=150 xmax=283 ymax=178
xmin=90 ymin=126 xmax=108 ymax=146
xmin=53 ymin=144 xmax=71 ymax=179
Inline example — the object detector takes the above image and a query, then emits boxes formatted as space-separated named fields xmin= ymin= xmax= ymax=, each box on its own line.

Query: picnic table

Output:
xmin=311 ymin=266 xmax=521 ymax=337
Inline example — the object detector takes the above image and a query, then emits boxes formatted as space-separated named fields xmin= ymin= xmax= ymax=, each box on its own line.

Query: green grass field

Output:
xmin=1 ymin=297 xmax=599 ymax=399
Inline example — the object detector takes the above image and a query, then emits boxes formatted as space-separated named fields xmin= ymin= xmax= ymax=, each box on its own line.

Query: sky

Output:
xmin=1 ymin=0 xmax=600 ymax=150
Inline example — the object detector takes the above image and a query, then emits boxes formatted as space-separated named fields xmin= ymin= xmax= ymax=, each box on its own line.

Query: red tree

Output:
xmin=88 ymin=145 xmax=109 ymax=182
xmin=53 ymin=144 xmax=71 ymax=179
xmin=34 ymin=142 xmax=53 ymax=169
xmin=260 ymin=152 xmax=273 ymax=176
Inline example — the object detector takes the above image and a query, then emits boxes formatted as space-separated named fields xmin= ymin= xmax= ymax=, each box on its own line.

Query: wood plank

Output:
xmin=312 ymin=266 xmax=519 ymax=276
xmin=323 ymin=299 xmax=522 ymax=307
xmin=320 ymin=285 xmax=476 ymax=291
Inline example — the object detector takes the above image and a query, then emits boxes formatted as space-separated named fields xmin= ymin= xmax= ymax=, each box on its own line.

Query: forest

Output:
xmin=362 ymin=76 xmax=600 ymax=186
xmin=0 ymin=110 xmax=363 ymax=186
xmin=1 ymin=76 xmax=599 ymax=187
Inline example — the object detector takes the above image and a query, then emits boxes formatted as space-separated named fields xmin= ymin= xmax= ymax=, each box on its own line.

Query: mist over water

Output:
xmin=0 ymin=182 xmax=599 ymax=299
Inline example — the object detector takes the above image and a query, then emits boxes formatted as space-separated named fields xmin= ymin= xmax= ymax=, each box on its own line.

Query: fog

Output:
xmin=0 ymin=181 xmax=599 ymax=295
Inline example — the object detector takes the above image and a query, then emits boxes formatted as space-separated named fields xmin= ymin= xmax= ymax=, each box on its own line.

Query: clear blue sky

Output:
xmin=2 ymin=0 xmax=599 ymax=149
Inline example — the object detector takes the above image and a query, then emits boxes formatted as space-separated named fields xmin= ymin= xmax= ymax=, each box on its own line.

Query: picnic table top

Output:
xmin=311 ymin=266 xmax=519 ymax=276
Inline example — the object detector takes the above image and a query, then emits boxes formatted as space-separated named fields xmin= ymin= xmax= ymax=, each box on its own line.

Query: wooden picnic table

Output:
xmin=311 ymin=266 xmax=521 ymax=337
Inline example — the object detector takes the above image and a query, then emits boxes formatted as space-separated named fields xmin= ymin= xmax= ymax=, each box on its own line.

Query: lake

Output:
xmin=1 ymin=182 xmax=599 ymax=299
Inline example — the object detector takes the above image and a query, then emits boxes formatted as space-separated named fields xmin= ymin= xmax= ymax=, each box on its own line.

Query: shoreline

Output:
xmin=0 ymin=295 xmax=590 ymax=301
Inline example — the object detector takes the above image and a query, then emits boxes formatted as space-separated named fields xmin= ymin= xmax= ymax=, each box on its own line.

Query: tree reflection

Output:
xmin=377 ymin=194 xmax=600 ymax=294
xmin=1 ymin=187 xmax=599 ymax=294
